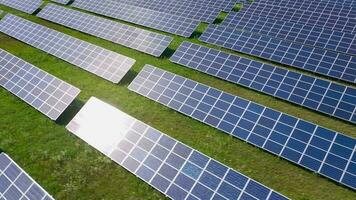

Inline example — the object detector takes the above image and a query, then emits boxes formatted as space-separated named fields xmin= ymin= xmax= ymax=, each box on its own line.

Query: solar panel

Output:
xmin=37 ymin=4 xmax=173 ymax=57
xmin=51 ymin=0 xmax=70 ymax=5
xmin=0 ymin=49 xmax=80 ymax=120
xmin=0 ymin=153 xmax=55 ymax=200
xmin=0 ymin=0 xmax=42 ymax=14
xmin=170 ymin=42 xmax=356 ymax=124
xmin=100 ymin=0 xmax=221 ymax=24
xmin=249 ymin=1 xmax=356 ymax=18
xmin=221 ymin=14 xmax=356 ymax=56
xmin=0 ymin=14 xmax=136 ymax=84
xmin=66 ymin=97 xmax=289 ymax=200
xmin=255 ymin=0 xmax=356 ymax=7
xmin=71 ymin=0 xmax=200 ymax=37
xmin=129 ymin=65 xmax=356 ymax=190
xmin=226 ymin=4 xmax=356 ymax=34
xmin=199 ymin=25 xmax=356 ymax=84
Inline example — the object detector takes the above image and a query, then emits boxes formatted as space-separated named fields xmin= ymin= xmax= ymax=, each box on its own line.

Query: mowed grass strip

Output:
xmin=0 ymin=1 xmax=355 ymax=199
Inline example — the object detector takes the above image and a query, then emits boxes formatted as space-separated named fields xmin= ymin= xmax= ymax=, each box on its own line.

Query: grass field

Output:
xmin=0 ymin=1 xmax=355 ymax=199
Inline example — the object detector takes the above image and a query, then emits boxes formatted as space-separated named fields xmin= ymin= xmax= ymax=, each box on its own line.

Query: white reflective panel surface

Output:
xmin=66 ymin=97 xmax=135 ymax=155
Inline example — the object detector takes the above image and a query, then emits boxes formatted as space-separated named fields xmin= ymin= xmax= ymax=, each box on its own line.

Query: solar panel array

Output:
xmin=0 ymin=153 xmax=54 ymax=200
xmin=255 ymin=0 xmax=356 ymax=7
xmin=107 ymin=0 xmax=220 ymax=23
xmin=51 ymin=0 xmax=70 ymax=5
xmin=250 ymin=0 xmax=356 ymax=18
xmin=0 ymin=14 xmax=136 ymax=84
xmin=129 ymin=65 xmax=356 ymax=190
xmin=37 ymin=4 xmax=172 ymax=57
xmin=230 ymin=4 xmax=356 ymax=34
xmin=170 ymin=42 xmax=356 ymax=124
xmin=222 ymin=14 xmax=356 ymax=56
xmin=199 ymin=25 xmax=356 ymax=84
xmin=66 ymin=97 xmax=289 ymax=200
xmin=71 ymin=0 xmax=200 ymax=37
xmin=0 ymin=49 xmax=80 ymax=120
xmin=0 ymin=0 xmax=42 ymax=14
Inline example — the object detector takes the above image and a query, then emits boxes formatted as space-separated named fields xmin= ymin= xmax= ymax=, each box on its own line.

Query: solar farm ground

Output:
xmin=0 ymin=1 xmax=355 ymax=199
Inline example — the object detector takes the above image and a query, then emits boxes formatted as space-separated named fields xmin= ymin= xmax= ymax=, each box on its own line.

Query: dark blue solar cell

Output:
xmin=224 ymin=170 xmax=248 ymax=189
xmin=174 ymin=173 xmax=194 ymax=191
xmin=151 ymin=174 xmax=170 ymax=192
xmin=341 ymin=173 xmax=356 ymax=190
xmin=192 ymin=183 xmax=214 ymax=200
xmin=217 ymin=182 xmax=241 ymax=200
xmin=300 ymin=156 xmax=322 ymax=171
xmin=137 ymin=165 xmax=155 ymax=182
xmin=182 ymin=162 xmax=202 ymax=180
xmin=281 ymin=148 xmax=302 ymax=163
xmin=159 ymin=164 xmax=178 ymax=180
xmin=199 ymin=171 xmax=221 ymax=190
xmin=330 ymin=144 xmax=352 ymax=159
xmin=206 ymin=160 xmax=228 ymax=178
xmin=245 ymin=180 xmax=270 ymax=200
xmin=167 ymin=184 xmax=187 ymax=200
xmin=320 ymin=165 xmax=343 ymax=181
xmin=334 ymin=134 xmax=356 ymax=149
xmin=325 ymin=154 xmax=348 ymax=169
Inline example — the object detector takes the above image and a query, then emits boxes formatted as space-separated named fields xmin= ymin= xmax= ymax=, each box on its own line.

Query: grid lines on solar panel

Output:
xmin=228 ymin=4 xmax=356 ymax=34
xmin=0 ymin=153 xmax=54 ymax=200
xmin=37 ymin=4 xmax=172 ymax=57
xmin=51 ymin=0 xmax=70 ymax=5
xmin=106 ymin=0 xmax=220 ymax=23
xmin=71 ymin=0 xmax=200 ymax=37
xmin=222 ymin=14 xmax=356 ymax=56
xmin=170 ymin=42 xmax=356 ymax=124
xmin=66 ymin=97 xmax=289 ymax=200
xmin=0 ymin=49 xmax=80 ymax=120
xmin=129 ymin=65 xmax=356 ymax=190
xmin=0 ymin=14 xmax=136 ymax=84
xmin=0 ymin=0 xmax=42 ymax=14
xmin=249 ymin=1 xmax=356 ymax=18
xmin=199 ymin=25 xmax=356 ymax=84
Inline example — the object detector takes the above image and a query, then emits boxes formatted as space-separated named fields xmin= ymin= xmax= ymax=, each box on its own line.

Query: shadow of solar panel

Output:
xmin=227 ymin=4 xmax=356 ymax=34
xmin=0 ymin=14 xmax=136 ymax=84
xmin=0 ymin=153 xmax=55 ymax=199
xmin=51 ymin=0 xmax=70 ymax=5
xmin=66 ymin=97 xmax=289 ymax=200
xmin=250 ymin=0 xmax=356 ymax=18
xmin=103 ymin=0 xmax=221 ymax=23
xmin=0 ymin=49 xmax=80 ymax=120
xmin=0 ymin=0 xmax=42 ymax=14
xmin=37 ymin=4 xmax=172 ymax=57
xmin=71 ymin=0 xmax=200 ymax=37
xmin=199 ymin=25 xmax=356 ymax=84
xmin=220 ymin=14 xmax=356 ymax=56
xmin=129 ymin=65 xmax=356 ymax=190
xmin=170 ymin=42 xmax=356 ymax=124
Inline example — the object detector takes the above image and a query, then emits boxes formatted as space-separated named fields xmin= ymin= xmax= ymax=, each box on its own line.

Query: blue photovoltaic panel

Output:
xmin=51 ymin=0 xmax=70 ymax=4
xmin=225 ymin=4 xmax=356 ymax=34
xmin=0 ymin=14 xmax=136 ymax=84
xmin=66 ymin=97 xmax=289 ymax=200
xmin=170 ymin=42 xmax=356 ymax=124
xmin=199 ymin=25 xmax=356 ymax=84
xmin=220 ymin=14 xmax=356 ymax=56
xmin=0 ymin=153 xmax=54 ymax=200
xmin=37 ymin=4 xmax=172 ymax=57
xmin=71 ymin=0 xmax=200 ymax=37
xmin=100 ymin=0 xmax=220 ymax=23
xmin=129 ymin=65 xmax=356 ymax=190
xmin=250 ymin=0 xmax=356 ymax=18
xmin=0 ymin=0 xmax=42 ymax=14
xmin=255 ymin=0 xmax=356 ymax=7
xmin=0 ymin=49 xmax=80 ymax=120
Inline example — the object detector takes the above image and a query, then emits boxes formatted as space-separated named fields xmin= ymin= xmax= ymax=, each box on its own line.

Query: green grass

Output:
xmin=0 ymin=1 xmax=356 ymax=200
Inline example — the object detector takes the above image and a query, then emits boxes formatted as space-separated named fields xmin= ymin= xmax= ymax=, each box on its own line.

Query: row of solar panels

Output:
xmin=0 ymin=0 xmax=355 ymax=198
xmin=0 ymin=0 xmax=243 ymax=37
